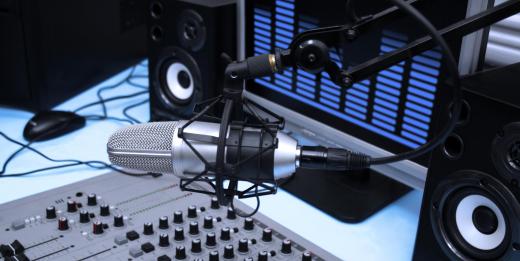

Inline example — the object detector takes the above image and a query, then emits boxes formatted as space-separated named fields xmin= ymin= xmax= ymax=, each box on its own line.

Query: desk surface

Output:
xmin=0 ymin=63 xmax=423 ymax=261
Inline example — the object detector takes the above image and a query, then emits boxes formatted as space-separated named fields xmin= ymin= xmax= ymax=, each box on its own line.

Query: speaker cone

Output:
xmin=431 ymin=170 xmax=520 ymax=260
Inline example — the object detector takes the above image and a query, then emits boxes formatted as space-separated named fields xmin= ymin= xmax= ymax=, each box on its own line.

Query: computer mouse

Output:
xmin=23 ymin=111 xmax=86 ymax=142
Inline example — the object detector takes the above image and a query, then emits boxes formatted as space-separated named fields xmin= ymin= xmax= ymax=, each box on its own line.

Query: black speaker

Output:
xmin=413 ymin=63 xmax=520 ymax=260
xmin=147 ymin=0 xmax=237 ymax=121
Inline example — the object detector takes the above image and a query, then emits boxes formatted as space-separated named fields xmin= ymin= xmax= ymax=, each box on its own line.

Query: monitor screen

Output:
xmin=243 ymin=0 xmax=470 ymax=171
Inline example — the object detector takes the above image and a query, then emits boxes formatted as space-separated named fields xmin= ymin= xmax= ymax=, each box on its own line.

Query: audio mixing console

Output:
xmin=0 ymin=173 xmax=340 ymax=261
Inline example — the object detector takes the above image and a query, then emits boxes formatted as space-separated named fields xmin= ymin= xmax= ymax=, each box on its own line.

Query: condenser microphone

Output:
xmin=107 ymin=121 xmax=370 ymax=183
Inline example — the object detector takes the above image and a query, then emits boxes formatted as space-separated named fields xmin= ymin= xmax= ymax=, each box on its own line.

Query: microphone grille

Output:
xmin=107 ymin=121 xmax=179 ymax=173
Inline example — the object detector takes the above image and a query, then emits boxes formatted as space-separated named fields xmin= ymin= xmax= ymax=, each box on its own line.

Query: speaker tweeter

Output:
xmin=492 ymin=122 xmax=520 ymax=185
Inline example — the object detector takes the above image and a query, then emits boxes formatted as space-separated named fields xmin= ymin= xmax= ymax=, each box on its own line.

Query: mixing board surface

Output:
xmin=0 ymin=173 xmax=340 ymax=261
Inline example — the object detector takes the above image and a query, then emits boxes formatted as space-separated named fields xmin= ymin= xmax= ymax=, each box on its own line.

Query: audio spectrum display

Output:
xmin=245 ymin=0 xmax=468 ymax=160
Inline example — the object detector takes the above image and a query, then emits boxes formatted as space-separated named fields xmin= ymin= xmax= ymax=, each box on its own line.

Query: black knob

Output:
xmin=191 ymin=238 xmax=202 ymax=253
xmin=206 ymin=232 xmax=217 ymax=247
xmin=223 ymin=244 xmax=234 ymax=259
xmin=92 ymin=221 xmax=103 ymax=234
xmin=209 ymin=250 xmax=219 ymax=261
xmin=173 ymin=210 xmax=184 ymax=224
xmin=113 ymin=214 xmax=124 ymax=227
xmin=67 ymin=200 xmax=77 ymax=213
xmin=87 ymin=193 xmax=97 ymax=206
xmin=238 ymin=238 xmax=248 ymax=253
xmin=244 ymin=217 xmax=254 ymax=231
xmin=262 ymin=228 xmax=272 ymax=242
xmin=226 ymin=207 xmax=236 ymax=220
xmin=175 ymin=245 xmax=187 ymax=259
xmin=189 ymin=221 xmax=199 ymax=235
xmin=302 ymin=251 xmax=312 ymax=261
xmin=99 ymin=204 xmax=110 ymax=216
xmin=174 ymin=227 xmax=184 ymax=241
xmin=203 ymin=216 xmax=214 ymax=229
xmin=159 ymin=216 xmax=169 ymax=229
xmin=187 ymin=205 xmax=197 ymax=218
xmin=258 ymin=250 xmax=269 ymax=261
xmin=281 ymin=239 xmax=292 ymax=254
xmin=159 ymin=233 xmax=170 ymax=247
xmin=143 ymin=222 xmax=154 ymax=235
xmin=220 ymin=227 xmax=231 ymax=241
xmin=58 ymin=217 xmax=69 ymax=231
xmin=46 ymin=206 xmax=57 ymax=219
xmin=79 ymin=210 xmax=90 ymax=223
xmin=210 ymin=197 xmax=220 ymax=209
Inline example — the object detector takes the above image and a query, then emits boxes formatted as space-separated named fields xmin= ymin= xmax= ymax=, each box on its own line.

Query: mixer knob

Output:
xmin=158 ymin=233 xmax=170 ymax=247
xmin=175 ymin=245 xmax=187 ymax=260
xmin=92 ymin=221 xmax=103 ymax=234
xmin=46 ymin=206 xmax=57 ymax=219
xmin=143 ymin=222 xmax=154 ymax=235
xmin=58 ymin=217 xmax=69 ymax=230
xmin=99 ymin=204 xmax=110 ymax=216
xmin=87 ymin=193 xmax=97 ymax=206
xmin=159 ymin=216 xmax=169 ymax=229
xmin=210 ymin=197 xmax=220 ymax=209
xmin=173 ymin=210 xmax=184 ymax=224
xmin=203 ymin=216 xmax=213 ymax=229
xmin=174 ymin=227 xmax=184 ymax=241
xmin=113 ymin=214 xmax=124 ymax=227
xmin=281 ymin=239 xmax=292 ymax=254
xmin=262 ymin=228 xmax=272 ymax=242
xmin=244 ymin=217 xmax=254 ymax=231
xmin=238 ymin=238 xmax=249 ymax=253
xmin=209 ymin=250 xmax=220 ymax=261
xmin=258 ymin=250 xmax=269 ymax=261
xmin=302 ymin=251 xmax=312 ymax=261
xmin=206 ymin=232 xmax=217 ymax=247
xmin=189 ymin=221 xmax=199 ymax=235
xmin=220 ymin=227 xmax=231 ymax=241
xmin=187 ymin=205 xmax=197 ymax=218
xmin=223 ymin=244 xmax=234 ymax=259
xmin=226 ymin=207 xmax=236 ymax=220
xmin=191 ymin=238 xmax=202 ymax=253
xmin=79 ymin=210 xmax=90 ymax=223
xmin=67 ymin=200 xmax=77 ymax=213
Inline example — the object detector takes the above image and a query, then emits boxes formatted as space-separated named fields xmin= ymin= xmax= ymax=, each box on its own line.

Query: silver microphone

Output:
xmin=106 ymin=120 xmax=299 ymax=181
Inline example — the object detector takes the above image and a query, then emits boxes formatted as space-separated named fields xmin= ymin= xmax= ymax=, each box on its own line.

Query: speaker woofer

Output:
xmin=431 ymin=170 xmax=520 ymax=260
xmin=493 ymin=122 xmax=520 ymax=186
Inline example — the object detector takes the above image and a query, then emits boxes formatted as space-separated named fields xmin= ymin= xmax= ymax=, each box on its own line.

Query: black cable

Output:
xmin=72 ymin=90 xmax=148 ymax=114
xmin=369 ymin=0 xmax=462 ymax=165
xmin=122 ymin=99 xmax=149 ymax=124
xmin=96 ymin=66 xmax=137 ymax=118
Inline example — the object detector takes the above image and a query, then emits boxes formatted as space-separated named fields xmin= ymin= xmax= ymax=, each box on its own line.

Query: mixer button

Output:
xmin=143 ymin=222 xmax=154 ymax=235
xmin=10 ymin=219 xmax=25 ymax=231
xmin=141 ymin=242 xmax=155 ymax=253
xmin=210 ymin=197 xmax=220 ymax=209
xmin=92 ymin=221 xmax=104 ymax=235
xmin=238 ymin=238 xmax=249 ymax=253
xmin=191 ymin=238 xmax=202 ymax=253
xmin=46 ymin=206 xmax=57 ymax=219
xmin=258 ymin=250 xmax=269 ymax=261
xmin=226 ymin=207 xmax=236 ymax=220
xmin=158 ymin=233 xmax=170 ymax=247
xmin=157 ymin=255 xmax=172 ymax=261
xmin=58 ymin=217 xmax=69 ymax=231
xmin=243 ymin=217 xmax=254 ymax=231
xmin=6 ymin=253 xmax=29 ymax=261
xmin=203 ymin=216 xmax=214 ymax=229
xmin=173 ymin=210 xmax=184 ymax=224
xmin=67 ymin=200 xmax=77 ymax=213
xmin=189 ymin=221 xmax=199 ymax=235
xmin=10 ymin=240 xmax=24 ymax=255
xmin=220 ymin=227 xmax=231 ymax=241
xmin=302 ymin=251 xmax=312 ymax=261
xmin=187 ymin=205 xmax=197 ymax=218
xmin=129 ymin=246 xmax=143 ymax=258
xmin=126 ymin=230 xmax=140 ymax=241
xmin=281 ymin=239 xmax=292 ymax=254
xmin=206 ymin=232 xmax=217 ymax=247
xmin=99 ymin=204 xmax=110 ymax=216
xmin=159 ymin=216 xmax=169 ymax=229
xmin=87 ymin=193 xmax=97 ymax=206
xmin=262 ymin=228 xmax=272 ymax=242
xmin=114 ymin=235 xmax=128 ymax=245
xmin=113 ymin=214 xmax=124 ymax=227
xmin=223 ymin=244 xmax=234 ymax=259
xmin=209 ymin=250 xmax=219 ymax=261
xmin=79 ymin=210 xmax=90 ymax=223
xmin=175 ymin=245 xmax=187 ymax=260
xmin=174 ymin=227 xmax=185 ymax=241
xmin=0 ymin=244 xmax=14 ymax=257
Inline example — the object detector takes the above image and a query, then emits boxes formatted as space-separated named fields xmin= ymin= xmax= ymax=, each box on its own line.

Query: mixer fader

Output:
xmin=0 ymin=173 xmax=339 ymax=261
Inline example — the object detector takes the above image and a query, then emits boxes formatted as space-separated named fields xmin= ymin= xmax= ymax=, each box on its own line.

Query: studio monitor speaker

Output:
xmin=413 ymin=63 xmax=520 ymax=260
xmin=147 ymin=0 xmax=237 ymax=121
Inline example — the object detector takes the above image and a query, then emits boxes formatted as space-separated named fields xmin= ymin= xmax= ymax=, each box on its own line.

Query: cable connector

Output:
xmin=299 ymin=146 xmax=371 ymax=171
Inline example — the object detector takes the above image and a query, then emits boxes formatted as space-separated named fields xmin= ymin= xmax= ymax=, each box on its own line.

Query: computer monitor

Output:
xmin=238 ymin=0 xmax=489 ymax=222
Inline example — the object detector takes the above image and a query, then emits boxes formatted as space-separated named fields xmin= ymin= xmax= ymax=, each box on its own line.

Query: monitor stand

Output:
xmin=281 ymin=167 xmax=412 ymax=223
